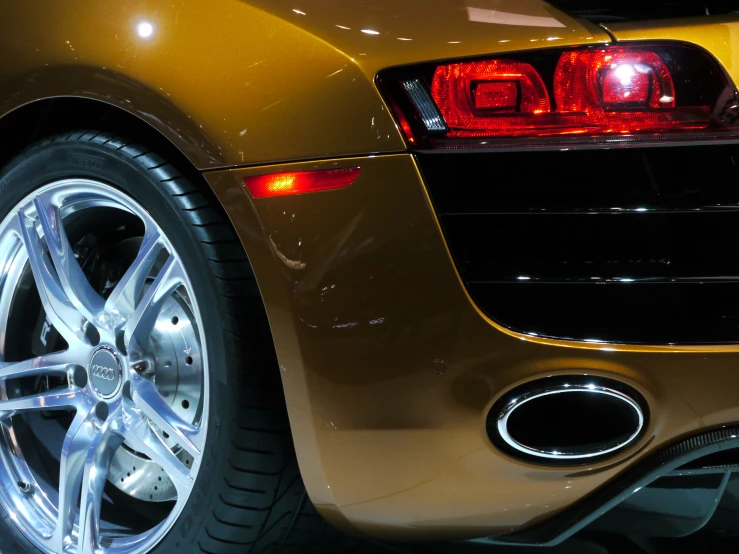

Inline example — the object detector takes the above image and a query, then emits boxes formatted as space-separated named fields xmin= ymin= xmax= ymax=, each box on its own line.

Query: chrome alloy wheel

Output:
xmin=0 ymin=179 xmax=209 ymax=553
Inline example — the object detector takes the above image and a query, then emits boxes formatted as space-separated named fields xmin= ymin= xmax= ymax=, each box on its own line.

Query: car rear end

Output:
xmin=215 ymin=0 xmax=739 ymax=545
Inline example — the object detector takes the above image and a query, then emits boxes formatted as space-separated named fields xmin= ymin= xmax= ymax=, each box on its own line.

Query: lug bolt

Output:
xmin=72 ymin=366 xmax=88 ymax=388
xmin=95 ymin=402 xmax=109 ymax=422
xmin=84 ymin=322 xmax=101 ymax=347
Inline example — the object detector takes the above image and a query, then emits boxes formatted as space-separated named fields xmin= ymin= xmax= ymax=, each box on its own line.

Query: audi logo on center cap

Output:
xmin=91 ymin=364 xmax=117 ymax=381
xmin=88 ymin=347 xmax=122 ymax=399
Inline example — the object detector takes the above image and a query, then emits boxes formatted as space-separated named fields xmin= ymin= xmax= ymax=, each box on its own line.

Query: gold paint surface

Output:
xmin=0 ymin=0 xmax=401 ymax=168
xmin=244 ymin=0 xmax=609 ymax=76
xmin=0 ymin=0 xmax=606 ymax=168
xmin=205 ymin=154 xmax=739 ymax=538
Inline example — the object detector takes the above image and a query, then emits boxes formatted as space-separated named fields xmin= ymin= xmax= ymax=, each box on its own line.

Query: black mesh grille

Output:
xmin=418 ymin=144 xmax=739 ymax=344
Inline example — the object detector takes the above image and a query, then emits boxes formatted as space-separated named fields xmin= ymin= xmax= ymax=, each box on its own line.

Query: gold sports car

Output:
xmin=1 ymin=1 xmax=739 ymax=553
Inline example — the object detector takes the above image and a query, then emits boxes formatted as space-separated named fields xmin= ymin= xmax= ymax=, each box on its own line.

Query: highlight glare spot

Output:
xmin=267 ymin=175 xmax=297 ymax=195
xmin=137 ymin=22 xmax=154 ymax=38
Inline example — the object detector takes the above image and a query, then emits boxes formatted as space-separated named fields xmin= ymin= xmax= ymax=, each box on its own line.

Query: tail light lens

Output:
xmin=556 ymin=48 xmax=675 ymax=112
xmin=378 ymin=42 xmax=738 ymax=149
xmin=432 ymin=60 xmax=551 ymax=135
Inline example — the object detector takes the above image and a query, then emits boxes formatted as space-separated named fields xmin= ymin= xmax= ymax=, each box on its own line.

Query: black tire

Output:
xmin=0 ymin=130 xmax=347 ymax=554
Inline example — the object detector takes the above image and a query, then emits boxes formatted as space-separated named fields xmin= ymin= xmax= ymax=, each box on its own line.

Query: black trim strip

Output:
xmin=475 ymin=426 xmax=739 ymax=546
xmin=441 ymin=207 xmax=739 ymax=215
xmin=468 ymin=277 xmax=739 ymax=284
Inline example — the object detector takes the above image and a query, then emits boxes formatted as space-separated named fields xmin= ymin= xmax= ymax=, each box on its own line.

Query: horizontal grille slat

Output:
xmin=445 ymin=212 xmax=739 ymax=282
xmin=424 ymin=147 xmax=739 ymax=215
xmin=469 ymin=282 xmax=739 ymax=344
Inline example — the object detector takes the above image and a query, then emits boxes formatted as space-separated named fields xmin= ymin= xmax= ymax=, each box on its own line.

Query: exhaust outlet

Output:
xmin=487 ymin=376 xmax=647 ymax=465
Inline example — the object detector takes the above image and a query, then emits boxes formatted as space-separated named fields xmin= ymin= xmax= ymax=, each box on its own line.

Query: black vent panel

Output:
xmin=418 ymin=145 xmax=739 ymax=344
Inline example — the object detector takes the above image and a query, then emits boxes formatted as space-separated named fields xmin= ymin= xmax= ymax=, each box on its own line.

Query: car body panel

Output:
xmin=0 ymin=0 xmax=402 ymax=169
xmin=243 ymin=0 xmax=609 ymax=76
xmin=2 ymin=0 xmax=739 ymax=541
xmin=0 ymin=0 xmax=607 ymax=169
xmin=205 ymin=154 xmax=739 ymax=539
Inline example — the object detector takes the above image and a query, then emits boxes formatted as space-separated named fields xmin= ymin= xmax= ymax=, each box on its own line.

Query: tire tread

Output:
xmin=98 ymin=132 xmax=332 ymax=554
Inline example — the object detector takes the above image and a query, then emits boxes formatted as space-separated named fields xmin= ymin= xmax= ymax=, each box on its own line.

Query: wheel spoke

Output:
xmin=15 ymin=210 xmax=86 ymax=344
xmin=123 ymin=255 xmax=185 ymax=355
xmin=0 ymin=351 xmax=71 ymax=380
xmin=50 ymin=401 xmax=99 ymax=549
xmin=104 ymin=230 xmax=165 ymax=327
xmin=0 ymin=386 xmax=82 ymax=420
xmin=120 ymin=407 xmax=195 ymax=494
xmin=77 ymin=420 xmax=123 ymax=554
xmin=129 ymin=372 xmax=202 ymax=458
xmin=34 ymin=194 xmax=105 ymax=324
xmin=0 ymin=179 xmax=208 ymax=554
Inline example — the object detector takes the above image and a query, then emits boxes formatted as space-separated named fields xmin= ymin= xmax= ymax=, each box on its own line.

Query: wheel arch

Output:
xmin=0 ymin=92 xmax=260 ymax=275
xmin=0 ymin=92 xmax=214 ymax=180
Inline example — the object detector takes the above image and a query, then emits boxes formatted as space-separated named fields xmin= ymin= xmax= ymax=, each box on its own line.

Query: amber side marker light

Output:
xmin=378 ymin=42 xmax=739 ymax=149
xmin=244 ymin=168 xmax=361 ymax=198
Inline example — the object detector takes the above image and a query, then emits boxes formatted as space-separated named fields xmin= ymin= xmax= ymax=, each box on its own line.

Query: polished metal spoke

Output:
xmin=0 ymin=180 xmax=207 ymax=554
xmin=120 ymin=408 xmax=195 ymax=494
xmin=129 ymin=372 xmax=202 ymax=458
xmin=104 ymin=230 xmax=165 ymax=328
xmin=0 ymin=351 xmax=72 ymax=381
xmin=14 ymin=211 xmax=87 ymax=344
xmin=123 ymin=255 xmax=185 ymax=355
xmin=51 ymin=402 xmax=99 ymax=549
xmin=77 ymin=418 xmax=124 ymax=554
xmin=34 ymin=194 xmax=105 ymax=324
xmin=0 ymin=386 xmax=82 ymax=420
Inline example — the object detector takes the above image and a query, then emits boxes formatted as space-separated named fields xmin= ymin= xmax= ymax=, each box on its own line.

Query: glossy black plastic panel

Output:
xmin=488 ymin=427 xmax=739 ymax=546
xmin=469 ymin=282 xmax=739 ymax=343
xmin=448 ymin=213 xmax=739 ymax=282
xmin=590 ymin=473 xmax=731 ymax=537
xmin=419 ymin=145 xmax=739 ymax=344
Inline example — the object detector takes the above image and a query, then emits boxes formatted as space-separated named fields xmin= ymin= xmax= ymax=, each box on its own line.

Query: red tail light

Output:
xmin=555 ymin=48 xmax=675 ymax=112
xmin=552 ymin=47 xmax=708 ymax=134
xmin=378 ymin=42 xmax=738 ymax=149
xmin=244 ymin=168 xmax=360 ymax=198
xmin=474 ymin=81 xmax=519 ymax=111
xmin=432 ymin=60 xmax=550 ymax=135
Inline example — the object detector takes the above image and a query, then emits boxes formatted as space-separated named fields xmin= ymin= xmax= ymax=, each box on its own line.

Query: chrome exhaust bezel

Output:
xmin=489 ymin=376 xmax=648 ymax=465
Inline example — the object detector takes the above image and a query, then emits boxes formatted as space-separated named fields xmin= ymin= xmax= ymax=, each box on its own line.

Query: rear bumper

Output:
xmin=204 ymin=153 xmax=739 ymax=541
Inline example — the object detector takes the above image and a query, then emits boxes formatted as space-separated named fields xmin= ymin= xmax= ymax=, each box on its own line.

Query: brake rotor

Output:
xmin=108 ymin=294 xmax=202 ymax=502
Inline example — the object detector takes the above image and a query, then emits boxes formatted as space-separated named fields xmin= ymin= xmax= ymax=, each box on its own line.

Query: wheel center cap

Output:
xmin=89 ymin=347 xmax=123 ymax=399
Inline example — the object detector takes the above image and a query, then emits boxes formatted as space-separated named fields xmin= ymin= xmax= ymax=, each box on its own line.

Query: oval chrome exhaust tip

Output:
xmin=487 ymin=376 xmax=648 ymax=465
